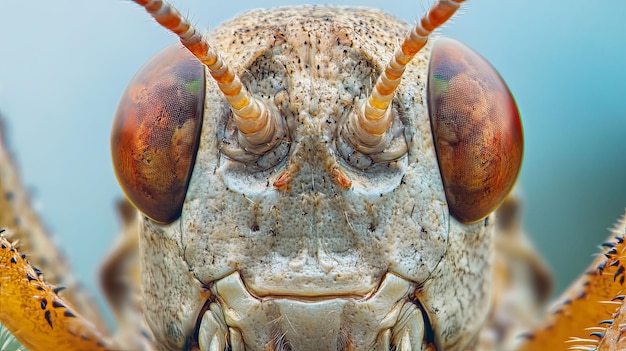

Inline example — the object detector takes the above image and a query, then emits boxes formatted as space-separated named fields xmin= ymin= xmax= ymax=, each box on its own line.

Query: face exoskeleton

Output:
xmin=111 ymin=1 xmax=523 ymax=350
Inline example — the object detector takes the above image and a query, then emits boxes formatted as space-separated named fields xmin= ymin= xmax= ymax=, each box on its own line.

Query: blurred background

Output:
xmin=0 ymin=0 xmax=625 ymax=328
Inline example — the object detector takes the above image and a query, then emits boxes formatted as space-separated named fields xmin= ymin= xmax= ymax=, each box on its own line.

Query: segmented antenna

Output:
xmin=134 ymin=0 xmax=278 ymax=148
xmin=352 ymin=0 xmax=465 ymax=146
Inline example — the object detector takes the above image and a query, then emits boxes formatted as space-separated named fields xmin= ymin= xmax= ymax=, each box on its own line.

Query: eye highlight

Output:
xmin=111 ymin=44 xmax=205 ymax=223
xmin=428 ymin=38 xmax=523 ymax=224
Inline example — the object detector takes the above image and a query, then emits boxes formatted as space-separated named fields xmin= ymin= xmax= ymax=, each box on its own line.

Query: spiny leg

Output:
xmin=516 ymin=213 xmax=626 ymax=351
xmin=0 ymin=233 xmax=117 ymax=351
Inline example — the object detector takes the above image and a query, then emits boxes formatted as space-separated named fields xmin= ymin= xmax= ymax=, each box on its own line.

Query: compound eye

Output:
xmin=111 ymin=44 xmax=205 ymax=223
xmin=428 ymin=38 xmax=523 ymax=224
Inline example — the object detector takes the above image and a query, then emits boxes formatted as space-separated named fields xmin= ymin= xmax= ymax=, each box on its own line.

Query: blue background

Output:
xmin=1 ymin=0 xmax=625 ymax=327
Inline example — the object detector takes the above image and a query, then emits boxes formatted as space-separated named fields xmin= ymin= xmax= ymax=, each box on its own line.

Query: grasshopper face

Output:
xmin=111 ymin=1 xmax=522 ymax=350
xmin=110 ymin=2 xmax=523 ymax=350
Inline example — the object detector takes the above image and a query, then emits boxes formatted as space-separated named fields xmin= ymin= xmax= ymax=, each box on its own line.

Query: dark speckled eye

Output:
xmin=428 ymin=38 xmax=523 ymax=224
xmin=111 ymin=44 xmax=205 ymax=223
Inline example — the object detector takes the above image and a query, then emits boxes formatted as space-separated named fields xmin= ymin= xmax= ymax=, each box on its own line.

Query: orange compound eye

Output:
xmin=427 ymin=38 xmax=523 ymax=224
xmin=111 ymin=44 xmax=205 ymax=223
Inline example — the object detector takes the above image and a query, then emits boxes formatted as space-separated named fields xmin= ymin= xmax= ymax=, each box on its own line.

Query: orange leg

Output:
xmin=0 ymin=233 xmax=116 ymax=351
xmin=516 ymin=213 xmax=626 ymax=351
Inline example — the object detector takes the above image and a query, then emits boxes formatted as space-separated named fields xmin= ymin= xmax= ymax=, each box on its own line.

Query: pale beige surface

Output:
xmin=138 ymin=6 xmax=493 ymax=351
